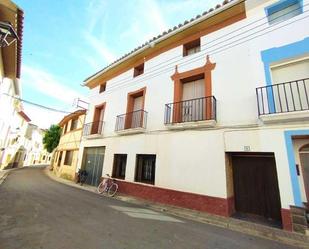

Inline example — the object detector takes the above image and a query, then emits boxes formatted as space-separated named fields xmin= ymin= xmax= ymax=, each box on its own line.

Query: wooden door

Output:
xmin=232 ymin=154 xmax=282 ymax=222
xmin=131 ymin=96 xmax=143 ymax=128
xmin=300 ymin=147 xmax=309 ymax=205
xmin=182 ymin=79 xmax=205 ymax=122
xmin=92 ymin=105 xmax=104 ymax=134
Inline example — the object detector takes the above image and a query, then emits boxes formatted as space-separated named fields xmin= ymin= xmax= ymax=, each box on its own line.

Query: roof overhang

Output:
xmin=0 ymin=0 xmax=23 ymax=79
xmin=18 ymin=110 xmax=31 ymax=122
xmin=84 ymin=0 xmax=246 ymax=89
xmin=58 ymin=109 xmax=86 ymax=127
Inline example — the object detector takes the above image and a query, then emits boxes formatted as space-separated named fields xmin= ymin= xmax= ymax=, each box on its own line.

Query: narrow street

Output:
xmin=0 ymin=167 xmax=300 ymax=249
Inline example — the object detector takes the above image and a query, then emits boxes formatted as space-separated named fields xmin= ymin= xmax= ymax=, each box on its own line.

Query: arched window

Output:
xmin=300 ymin=144 xmax=309 ymax=152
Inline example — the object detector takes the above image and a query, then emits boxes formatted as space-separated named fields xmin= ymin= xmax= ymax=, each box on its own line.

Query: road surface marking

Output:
xmin=110 ymin=205 xmax=183 ymax=223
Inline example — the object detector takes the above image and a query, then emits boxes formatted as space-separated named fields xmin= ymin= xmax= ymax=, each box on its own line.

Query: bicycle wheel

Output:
xmin=107 ymin=183 xmax=118 ymax=197
xmin=97 ymin=180 xmax=107 ymax=194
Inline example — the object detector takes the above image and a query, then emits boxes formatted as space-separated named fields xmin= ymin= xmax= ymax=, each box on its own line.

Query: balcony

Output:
xmin=164 ymin=96 xmax=217 ymax=129
xmin=115 ymin=110 xmax=147 ymax=135
xmin=256 ymin=78 xmax=309 ymax=123
xmin=83 ymin=121 xmax=104 ymax=138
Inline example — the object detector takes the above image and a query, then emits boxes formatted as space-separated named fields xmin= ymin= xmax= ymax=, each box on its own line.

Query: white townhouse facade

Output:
xmin=0 ymin=0 xmax=24 ymax=165
xmin=78 ymin=0 xmax=309 ymax=233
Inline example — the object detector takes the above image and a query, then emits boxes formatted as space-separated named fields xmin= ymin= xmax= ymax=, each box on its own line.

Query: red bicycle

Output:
xmin=97 ymin=174 xmax=118 ymax=197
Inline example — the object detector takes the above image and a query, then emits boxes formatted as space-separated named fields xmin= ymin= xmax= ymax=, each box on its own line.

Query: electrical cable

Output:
xmin=89 ymin=4 xmax=308 ymax=95
xmin=2 ymin=93 xmax=72 ymax=114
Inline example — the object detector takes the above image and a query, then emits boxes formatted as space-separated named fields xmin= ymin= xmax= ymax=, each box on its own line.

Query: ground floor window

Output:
xmin=64 ymin=150 xmax=73 ymax=166
xmin=57 ymin=151 xmax=63 ymax=166
xmin=112 ymin=154 xmax=127 ymax=179
xmin=135 ymin=154 xmax=156 ymax=185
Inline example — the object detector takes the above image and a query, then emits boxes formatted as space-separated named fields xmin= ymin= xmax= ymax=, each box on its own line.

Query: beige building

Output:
xmin=52 ymin=110 xmax=86 ymax=181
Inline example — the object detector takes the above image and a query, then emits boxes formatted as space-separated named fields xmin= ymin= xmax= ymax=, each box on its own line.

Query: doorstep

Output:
xmin=44 ymin=167 xmax=309 ymax=248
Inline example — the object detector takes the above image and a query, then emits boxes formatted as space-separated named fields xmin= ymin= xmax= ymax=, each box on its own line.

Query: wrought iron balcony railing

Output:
xmin=115 ymin=110 xmax=148 ymax=131
xmin=83 ymin=121 xmax=104 ymax=136
xmin=256 ymin=78 xmax=309 ymax=115
xmin=164 ymin=96 xmax=217 ymax=124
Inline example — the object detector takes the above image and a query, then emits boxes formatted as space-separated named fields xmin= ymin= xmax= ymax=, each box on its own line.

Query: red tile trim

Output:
xmin=115 ymin=180 xmax=231 ymax=217
xmin=281 ymin=208 xmax=293 ymax=231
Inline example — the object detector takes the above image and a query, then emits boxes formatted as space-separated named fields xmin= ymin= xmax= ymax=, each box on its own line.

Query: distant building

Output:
xmin=52 ymin=110 xmax=86 ymax=181
xmin=0 ymin=111 xmax=31 ymax=168
xmin=0 ymin=111 xmax=52 ymax=169
xmin=78 ymin=0 xmax=309 ymax=233
xmin=24 ymin=125 xmax=52 ymax=166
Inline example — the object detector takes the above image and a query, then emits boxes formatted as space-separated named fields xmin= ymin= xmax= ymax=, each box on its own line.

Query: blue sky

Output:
xmin=14 ymin=0 xmax=221 ymax=128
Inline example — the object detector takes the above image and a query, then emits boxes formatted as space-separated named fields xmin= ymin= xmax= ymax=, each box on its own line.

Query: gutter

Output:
xmin=83 ymin=0 xmax=244 ymax=85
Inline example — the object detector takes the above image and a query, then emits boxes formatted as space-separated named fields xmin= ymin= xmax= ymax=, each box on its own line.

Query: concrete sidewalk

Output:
xmin=44 ymin=167 xmax=309 ymax=248
xmin=0 ymin=169 xmax=12 ymax=185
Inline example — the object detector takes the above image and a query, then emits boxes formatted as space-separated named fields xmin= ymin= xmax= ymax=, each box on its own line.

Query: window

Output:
xmin=183 ymin=38 xmax=201 ymax=56
xmin=133 ymin=63 xmax=144 ymax=77
xmin=99 ymin=83 xmax=106 ymax=93
xmin=135 ymin=154 xmax=156 ymax=185
xmin=70 ymin=118 xmax=78 ymax=131
xmin=112 ymin=154 xmax=127 ymax=179
xmin=57 ymin=151 xmax=63 ymax=166
xmin=64 ymin=150 xmax=74 ymax=166
xmin=265 ymin=0 xmax=303 ymax=25
xmin=63 ymin=123 xmax=67 ymax=134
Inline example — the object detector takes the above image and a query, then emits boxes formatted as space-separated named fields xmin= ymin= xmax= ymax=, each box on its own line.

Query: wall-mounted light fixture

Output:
xmin=0 ymin=21 xmax=18 ymax=47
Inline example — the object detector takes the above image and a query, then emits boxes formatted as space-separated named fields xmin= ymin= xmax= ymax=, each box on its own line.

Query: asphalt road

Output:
xmin=0 ymin=167 xmax=301 ymax=249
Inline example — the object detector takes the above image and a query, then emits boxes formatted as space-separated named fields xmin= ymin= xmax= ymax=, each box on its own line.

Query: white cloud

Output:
xmin=22 ymin=65 xmax=86 ymax=105
xmin=23 ymin=103 xmax=67 ymax=129
xmin=83 ymin=33 xmax=116 ymax=64
xmin=119 ymin=0 xmax=168 ymax=44
xmin=20 ymin=65 xmax=87 ymax=128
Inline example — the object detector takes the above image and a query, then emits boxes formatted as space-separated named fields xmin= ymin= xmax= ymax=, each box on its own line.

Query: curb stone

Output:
xmin=44 ymin=168 xmax=309 ymax=249
xmin=0 ymin=170 xmax=11 ymax=185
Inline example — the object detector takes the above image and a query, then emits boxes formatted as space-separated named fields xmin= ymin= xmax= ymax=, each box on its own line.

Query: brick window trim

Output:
xmin=171 ymin=55 xmax=216 ymax=103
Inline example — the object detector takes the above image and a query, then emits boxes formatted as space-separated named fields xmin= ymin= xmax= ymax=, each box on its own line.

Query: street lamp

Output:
xmin=0 ymin=21 xmax=18 ymax=47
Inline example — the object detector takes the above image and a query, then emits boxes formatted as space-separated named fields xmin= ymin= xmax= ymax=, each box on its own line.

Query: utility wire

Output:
xmin=3 ymin=93 xmax=72 ymax=114
xmin=104 ymin=6 xmax=308 ymax=92
xmin=101 ymin=13 xmax=309 ymax=94
xmin=90 ymin=0 xmax=247 ymax=86
xmin=91 ymin=4 xmax=308 ymax=95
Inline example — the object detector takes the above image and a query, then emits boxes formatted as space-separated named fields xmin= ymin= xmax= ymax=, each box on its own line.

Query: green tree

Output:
xmin=43 ymin=125 xmax=62 ymax=153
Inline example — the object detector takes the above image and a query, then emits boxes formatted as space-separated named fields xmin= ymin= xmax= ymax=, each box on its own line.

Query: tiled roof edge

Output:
xmin=84 ymin=0 xmax=239 ymax=84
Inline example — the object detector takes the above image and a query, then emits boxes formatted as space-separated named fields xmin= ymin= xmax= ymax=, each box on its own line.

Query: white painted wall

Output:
xmin=79 ymin=0 xmax=309 ymax=208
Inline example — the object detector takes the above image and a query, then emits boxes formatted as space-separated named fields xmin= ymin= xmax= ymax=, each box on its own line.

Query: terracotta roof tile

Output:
xmin=84 ymin=0 xmax=235 ymax=83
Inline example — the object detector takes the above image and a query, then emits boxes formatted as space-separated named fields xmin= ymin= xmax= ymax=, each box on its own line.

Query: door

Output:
xmin=92 ymin=105 xmax=105 ymax=134
xmin=300 ymin=144 xmax=309 ymax=205
xmin=182 ymin=79 xmax=205 ymax=122
xmin=82 ymin=147 xmax=105 ymax=186
xmin=131 ymin=96 xmax=143 ymax=128
xmin=232 ymin=154 xmax=282 ymax=222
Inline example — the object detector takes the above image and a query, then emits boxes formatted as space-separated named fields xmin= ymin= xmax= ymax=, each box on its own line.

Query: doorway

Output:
xmin=82 ymin=147 xmax=105 ymax=186
xmin=300 ymin=144 xmax=309 ymax=206
xmin=182 ymin=77 xmax=205 ymax=122
xmin=231 ymin=153 xmax=282 ymax=225
xmin=92 ymin=104 xmax=105 ymax=134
